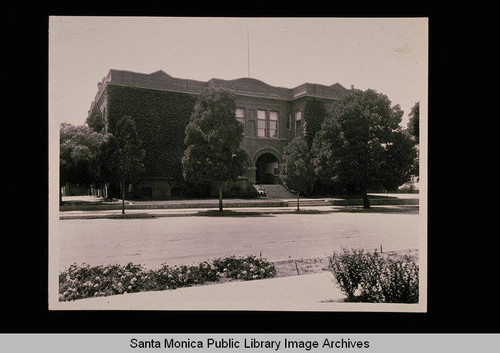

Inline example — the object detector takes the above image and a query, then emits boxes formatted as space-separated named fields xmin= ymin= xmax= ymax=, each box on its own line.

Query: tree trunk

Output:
xmin=362 ymin=188 xmax=370 ymax=209
xmin=218 ymin=183 xmax=223 ymax=212
xmin=121 ymin=180 xmax=125 ymax=214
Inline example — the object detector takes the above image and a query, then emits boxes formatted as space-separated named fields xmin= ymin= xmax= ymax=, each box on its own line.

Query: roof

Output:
xmin=91 ymin=69 xmax=351 ymax=108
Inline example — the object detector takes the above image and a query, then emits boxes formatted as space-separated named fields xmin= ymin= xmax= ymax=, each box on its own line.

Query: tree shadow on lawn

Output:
xmin=194 ymin=209 xmax=336 ymax=217
xmin=195 ymin=210 xmax=276 ymax=217
xmin=333 ymin=205 xmax=419 ymax=214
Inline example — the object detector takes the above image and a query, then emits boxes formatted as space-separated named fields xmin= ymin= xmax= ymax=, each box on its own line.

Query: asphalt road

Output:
xmin=56 ymin=210 xmax=420 ymax=271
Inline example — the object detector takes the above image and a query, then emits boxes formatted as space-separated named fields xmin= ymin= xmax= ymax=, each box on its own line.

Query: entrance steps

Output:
xmin=252 ymin=184 xmax=295 ymax=199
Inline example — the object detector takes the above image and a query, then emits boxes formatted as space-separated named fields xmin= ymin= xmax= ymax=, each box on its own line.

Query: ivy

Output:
xmin=106 ymin=85 xmax=197 ymax=181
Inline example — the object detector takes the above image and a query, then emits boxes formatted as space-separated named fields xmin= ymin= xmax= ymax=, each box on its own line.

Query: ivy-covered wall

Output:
xmin=106 ymin=85 xmax=197 ymax=183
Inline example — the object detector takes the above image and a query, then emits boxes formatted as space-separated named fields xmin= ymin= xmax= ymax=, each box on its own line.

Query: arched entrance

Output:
xmin=255 ymin=153 xmax=279 ymax=184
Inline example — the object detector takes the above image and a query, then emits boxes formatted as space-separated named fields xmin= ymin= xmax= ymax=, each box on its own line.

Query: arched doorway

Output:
xmin=255 ymin=153 xmax=279 ymax=184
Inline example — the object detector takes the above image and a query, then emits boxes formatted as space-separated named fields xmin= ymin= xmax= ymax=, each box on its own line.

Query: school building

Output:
xmin=87 ymin=69 xmax=352 ymax=199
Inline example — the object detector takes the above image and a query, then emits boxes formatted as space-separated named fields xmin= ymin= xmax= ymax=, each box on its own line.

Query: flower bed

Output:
xmin=59 ymin=255 xmax=276 ymax=302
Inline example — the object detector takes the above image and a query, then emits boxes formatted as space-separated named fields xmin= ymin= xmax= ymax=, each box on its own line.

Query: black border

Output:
xmin=6 ymin=4 xmax=496 ymax=334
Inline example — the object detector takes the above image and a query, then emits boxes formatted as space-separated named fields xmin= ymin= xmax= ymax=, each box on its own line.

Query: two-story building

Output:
xmin=87 ymin=69 xmax=351 ymax=199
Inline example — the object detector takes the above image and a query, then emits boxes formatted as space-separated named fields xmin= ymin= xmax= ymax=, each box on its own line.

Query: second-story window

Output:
xmin=269 ymin=111 xmax=279 ymax=137
xmin=235 ymin=108 xmax=245 ymax=125
xmin=257 ymin=110 xmax=267 ymax=137
xmin=295 ymin=110 xmax=302 ymax=137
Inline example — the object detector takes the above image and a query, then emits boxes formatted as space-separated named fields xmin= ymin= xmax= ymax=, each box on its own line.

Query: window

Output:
xmin=235 ymin=108 xmax=245 ymax=125
xmin=257 ymin=110 xmax=267 ymax=137
xmin=295 ymin=110 xmax=302 ymax=136
xmin=295 ymin=110 xmax=302 ymax=122
xmin=269 ymin=111 xmax=279 ymax=137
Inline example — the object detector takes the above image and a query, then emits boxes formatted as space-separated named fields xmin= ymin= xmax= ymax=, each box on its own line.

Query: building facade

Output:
xmin=88 ymin=69 xmax=351 ymax=199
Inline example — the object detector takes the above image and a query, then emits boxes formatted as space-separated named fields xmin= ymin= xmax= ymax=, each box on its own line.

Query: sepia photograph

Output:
xmin=48 ymin=16 xmax=428 ymax=312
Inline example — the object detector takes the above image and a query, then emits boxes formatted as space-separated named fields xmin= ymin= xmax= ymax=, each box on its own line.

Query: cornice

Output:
xmin=88 ymin=69 xmax=351 ymax=115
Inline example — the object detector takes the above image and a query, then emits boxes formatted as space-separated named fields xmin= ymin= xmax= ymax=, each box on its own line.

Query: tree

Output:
xmin=407 ymin=102 xmax=419 ymax=144
xmin=101 ymin=116 xmax=145 ymax=214
xmin=280 ymin=137 xmax=316 ymax=211
xmin=59 ymin=123 xmax=109 ymax=204
xmin=312 ymin=89 xmax=417 ymax=208
xmin=86 ymin=106 xmax=106 ymax=133
xmin=182 ymin=88 xmax=246 ymax=212
xmin=303 ymin=100 xmax=328 ymax=149
xmin=406 ymin=102 xmax=420 ymax=181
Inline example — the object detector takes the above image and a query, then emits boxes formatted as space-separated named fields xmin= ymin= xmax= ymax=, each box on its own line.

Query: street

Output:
xmin=57 ymin=210 xmax=420 ymax=271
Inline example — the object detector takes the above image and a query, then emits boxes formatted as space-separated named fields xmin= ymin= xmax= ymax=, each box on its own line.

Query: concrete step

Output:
xmin=252 ymin=184 xmax=295 ymax=199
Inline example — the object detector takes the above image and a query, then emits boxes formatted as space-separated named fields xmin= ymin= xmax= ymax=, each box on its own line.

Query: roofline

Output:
xmin=88 ymin=69 xmax=352 ymax=114
xmin=107 ymin=68 xmax=350 ymax=92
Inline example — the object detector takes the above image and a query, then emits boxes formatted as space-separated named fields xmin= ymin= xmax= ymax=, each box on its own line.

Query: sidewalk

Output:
xmin=53 ymin=271 xmax=348 ymax=311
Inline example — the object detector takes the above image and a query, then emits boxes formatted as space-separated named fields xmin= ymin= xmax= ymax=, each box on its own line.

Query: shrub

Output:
xmin=151 ymin=261 xmax=221 ymax=290
xmin=328 ymin=248 xmax=366 ymax=301
xmin=212 ymin=255 xmax=276 ymax=281
xmin=358 ymin=251 xmax=386 ymax=303
xmin=328 ymin=248 xmax=419 ymax=303
xmin=59 ymin=255 xmax=276 ymax=302
xmin=379 ymin=255 xmax=419 ymax=303
xmin=59 ymin=262 xmax=150 ymax=301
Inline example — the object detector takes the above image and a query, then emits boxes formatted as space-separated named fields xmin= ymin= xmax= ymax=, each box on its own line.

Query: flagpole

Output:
xmin=247 ymin=29 xmax=250 ymax=77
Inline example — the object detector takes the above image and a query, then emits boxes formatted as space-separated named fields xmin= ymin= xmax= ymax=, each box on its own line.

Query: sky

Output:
xmin=48 ymin=17 xmax=428 ymax=128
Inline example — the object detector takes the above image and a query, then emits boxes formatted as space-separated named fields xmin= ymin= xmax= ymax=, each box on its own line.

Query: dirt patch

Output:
xmin=273 ymin=257 xmax=330 ymax=277
xmin=272 ymin=249 xmax=419 ymax=279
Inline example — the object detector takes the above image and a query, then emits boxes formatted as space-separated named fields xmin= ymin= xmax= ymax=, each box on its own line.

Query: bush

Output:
xmin=212 ymin=255 xmax=277 ymax=280
xmin=379 ymin=255 xmax=419 ymax=303
xmin=328 ymin=248 xmax=419 ymax=303
xmin=150 ymin=261 xmax=220 ymax=290
xmin=327 ymin=248 xmax=366 ymax=301
xmin=59 ymin=262 xmax=150 ymax=301
xmin=59 ymin=255 xmax=276 ymax=302
xmin=358 ymin=251 xmax=386 ymax=303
